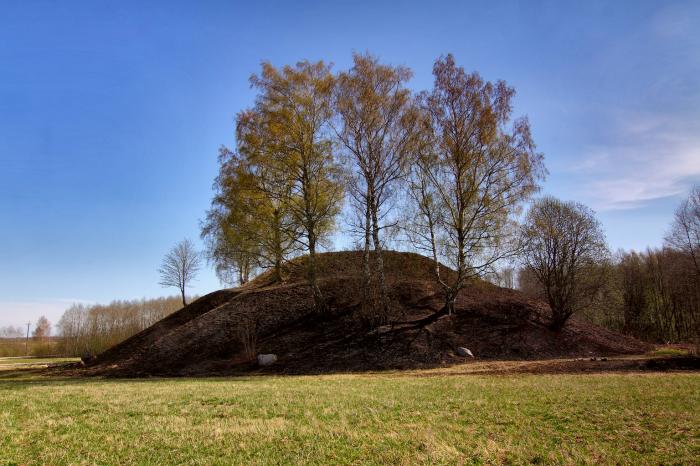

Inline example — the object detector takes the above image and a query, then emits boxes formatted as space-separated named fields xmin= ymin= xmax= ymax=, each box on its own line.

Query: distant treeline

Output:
xmin=1 ymin=296 xmax=188 ymax=358
xmin=514 ymin=246 xmax=700 ymax=345
xmin=0 ymin=337 xmax=61 ymax=358
xmin=603 ymin=248 xmax=698 ymax=343
xmin=0 ymin=316 xmax=58 ymax=357
xmin=56 ymin=296 xmax=185 ymax=357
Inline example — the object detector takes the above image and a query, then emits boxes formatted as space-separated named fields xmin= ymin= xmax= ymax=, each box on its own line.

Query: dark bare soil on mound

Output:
xmin=81 ymin=251 xmax=649 ymax=377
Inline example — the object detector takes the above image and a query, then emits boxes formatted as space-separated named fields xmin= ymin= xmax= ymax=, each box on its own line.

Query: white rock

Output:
xmin=257 ymin=354 xmax=277 ymax=366
xmin=457 ymin=347 xmax=474 ymax=358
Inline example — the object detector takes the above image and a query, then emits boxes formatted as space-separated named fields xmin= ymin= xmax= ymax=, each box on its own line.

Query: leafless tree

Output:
xmin=520 ymin=196 xmax=609 ymax=330
xmin=158 ymin=238 xmax=202 ymax=306
xmin=666 ymin=185 xmax=700 ymax=279
xmin=57 ymin=296 xmax=184 ymax=357
xmin=492 ymin=266 xmax=516 ymax=289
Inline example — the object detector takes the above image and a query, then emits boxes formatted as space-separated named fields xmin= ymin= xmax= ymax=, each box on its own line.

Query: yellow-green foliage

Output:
xmin=648 ymin=347 xmax=690 ymax=357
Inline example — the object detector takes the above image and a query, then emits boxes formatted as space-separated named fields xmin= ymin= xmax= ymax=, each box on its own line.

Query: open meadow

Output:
xmin=1 ymin=363 xmax=698 ymax=465
xmin=2 ymin=3 xmax=700 ymax=465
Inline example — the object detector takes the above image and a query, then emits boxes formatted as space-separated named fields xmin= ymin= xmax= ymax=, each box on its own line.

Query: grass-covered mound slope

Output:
xmin=84 ymin=251 xmax=648 ymax=376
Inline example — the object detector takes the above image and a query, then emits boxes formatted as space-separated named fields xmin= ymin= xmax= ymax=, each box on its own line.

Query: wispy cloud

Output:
xmin=571 ymin=113 xmax=700 ymax=211
xmin=558 ymin=3 xmax=700 ymax=212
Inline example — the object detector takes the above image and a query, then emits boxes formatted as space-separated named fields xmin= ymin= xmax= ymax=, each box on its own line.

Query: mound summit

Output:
xmin=85 ymin=251 xmax=647 ymax=376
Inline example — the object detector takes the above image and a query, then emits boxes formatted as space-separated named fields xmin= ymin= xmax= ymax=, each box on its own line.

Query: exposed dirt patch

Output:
xmin=74 ymin=251 xmax=652 ymax=377
xmin=375 ymin=356 xmax=700 ymax=377
xmin=642 ymin=357 xmax=700 ymax=371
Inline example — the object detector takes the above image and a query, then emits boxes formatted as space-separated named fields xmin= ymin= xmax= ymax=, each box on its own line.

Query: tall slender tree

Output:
xmin=335 ymin=53 xmax=420 ymax=324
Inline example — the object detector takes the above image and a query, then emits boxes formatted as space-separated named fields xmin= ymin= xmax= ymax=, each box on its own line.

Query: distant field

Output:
xmin=0 ymin=337 xmax=62 ymax=358
xmin=0 ymin=366 xmax=698 ymax=465
xmin=0 ymin=357 xmax=79 ymax=368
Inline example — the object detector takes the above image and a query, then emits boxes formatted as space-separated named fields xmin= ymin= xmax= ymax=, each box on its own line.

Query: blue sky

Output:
xmin=1 ymin=0 xmax=698 ymax=328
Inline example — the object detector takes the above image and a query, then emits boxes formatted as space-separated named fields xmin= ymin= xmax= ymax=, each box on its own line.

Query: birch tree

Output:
xmin=246 ymin=60 xmax=344 ymax=310
xmin=202 ymin=143 xmax=299 ymax=284
xmin=335 ymin=53 xmax=420 ymax=324
xmin=410 ymin=54 xmax=545 ymax=315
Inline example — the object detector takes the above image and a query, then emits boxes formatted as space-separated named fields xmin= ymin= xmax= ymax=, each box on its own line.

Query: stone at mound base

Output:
xmin=457 ymin=347 xmax=474 ymax=358
xmin=257 ymin=354 xmax=277 ymax=366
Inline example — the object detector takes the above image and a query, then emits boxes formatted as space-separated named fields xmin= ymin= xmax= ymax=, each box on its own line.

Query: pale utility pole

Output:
xmin=25 ymin=321 xmax=31 ymax=356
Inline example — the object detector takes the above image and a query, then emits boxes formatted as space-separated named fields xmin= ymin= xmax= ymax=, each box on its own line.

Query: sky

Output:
xmin=1 ymin=0 xmax=699 ymax=328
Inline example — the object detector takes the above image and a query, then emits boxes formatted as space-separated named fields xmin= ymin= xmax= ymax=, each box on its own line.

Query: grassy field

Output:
xmin=0 ymin=367 xmax=698 ymax=465
xmin=0 ymin=357 xmax=79 ymax=367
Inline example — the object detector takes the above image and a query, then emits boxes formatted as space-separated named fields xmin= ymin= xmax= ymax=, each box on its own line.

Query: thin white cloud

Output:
xmin=568 ymin=110 xmax=700 ymax=211
xmin=557 ymin=3 xmax=700 ymax=212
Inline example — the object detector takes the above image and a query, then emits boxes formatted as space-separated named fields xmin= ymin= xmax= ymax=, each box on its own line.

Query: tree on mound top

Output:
xmin=202 ymin=142 xmax=301 ymax=285
xmin=335 ymin=53 xmax=421 ymax=325
xmin=202 ymin=148 xmax=262 ymax=286
xmin=246 ymin=60 xmax=344 ymax=310
xmin=408 ymin=54 xmax=545 ymax=316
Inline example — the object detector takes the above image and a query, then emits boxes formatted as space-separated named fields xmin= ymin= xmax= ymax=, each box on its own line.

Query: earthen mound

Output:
xmin=83 ymin=251 xmax=649 ymax=376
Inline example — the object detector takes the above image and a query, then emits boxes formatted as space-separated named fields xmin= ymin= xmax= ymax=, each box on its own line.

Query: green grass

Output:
xmin=648 ymin=347 xmax=691 ymax=357
xmin=0 ymin=369 xmax=698 ymax=465
xmin=0 ymin=357 xmax=78 ymax=366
